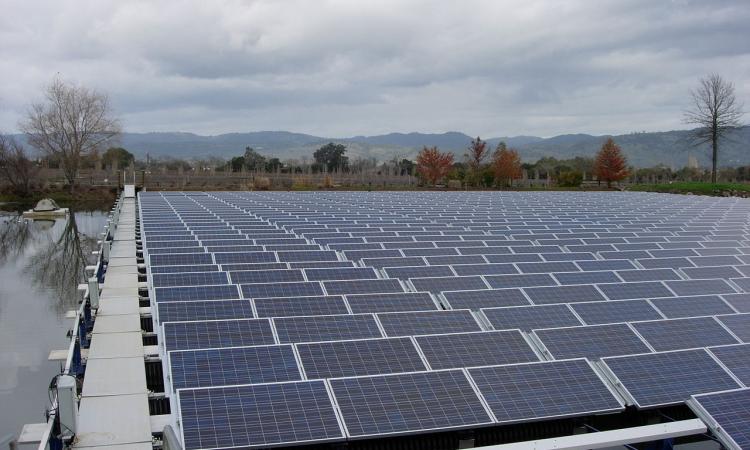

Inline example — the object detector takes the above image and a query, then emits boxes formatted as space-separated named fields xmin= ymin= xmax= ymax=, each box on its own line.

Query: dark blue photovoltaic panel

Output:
xmin=631 ymin=317 xmax=740 ymax=351
xmin=304 ymin=267 xmax=379 ymax=281
xmin=484 ymin=273 xmax=557 ymax=289
xmin=345 ymin=292 xmax=438 ymax=313
xmin=229 ymin=269 xmax=305 ymax=284
xmin=716 ymin=314 xmax=750 ymax=342
xmin=571 ymin=300 xmax=663 ymax=325
xmin=601 ymin=349 xmax=741 ymax=408
xmin=722 ymin=293 xmax=750 ymax=313
xmin=361 ymin=257 xmax=427 ymax=269
xmin=410 ymin=276 xmax=488 ymax=294
xmin=157 ymin=300 xmax=254 ymax=323
xmin=468 ymin=359 xmax=623 ymax=424
xmin=273 ymin=314 xmax=383 ymax=343
xmin=596 ymin=282 xmax=673 ymax=300
xmin=377 ymin=310 xmax=481 ymax=337
xmin=615 ymin=269 xmax=680 ymax=282
xmin=708 ymin=344 xmax=750 ymax=385
xmin=553 ymin=271 xmax=621 ymax=285
xmin=650 ymin=295 xmax=735 ymax=319
xmin=154 ymin=284 xmax=240 ymax=303
xmin=296 ymin=337 xmax=427 ymax=378
xmin=253 ymin=295 xmax=349 ymax=318
xmin=329 ymin=370 xmax=493 ymax=438
xmin=451 ymin=263 xmax=518 ymax=276
xmin=219 ymin=262 xmax=289 ymax=272
xmin=523 ymin=284 xmax=605 ymax=305
xmin=213 ymin=251 xmax=278 ymax=264
xmin=384 ymin=265 xmax=454 ymax=280
xmin=533 ymin=324 xmax=651 ymax=359
xmin=516 ymin=261 xmax=579 ymax=274
xmin=576 ymin=260 xmax=636 ymax=271
xmin=689 ymin=389 xmax=750 ymax=450
xmin=442 ymin=289 xmax=530 ymax=310
xmin=151 ymin=271 xmax=228 ymax=288
xmin=178 ymin=381 xmax=344 ymax=449
xmin=682 ymin=266 xmax=743 ymax=280
xmin=415 ymin=330 xmax=539 ymax=369
xmin=241 ymin=281 xmax=324 ymax=299
xmin=323 ymin=279 xmax=404 ymax=295
xmin=169 ymin=345 xmax=301 ymax=389
xmin=482 ymin=305 xmax=582 ymax=331
xmin=150 ymin=253 xmax=213 ymax=266
xmin=150 ymin=264 xmax=219 ymax=274
xmin=665 ymin=279 xmax=736 ymax=296
xmin=163 ymin=319 xmax=275 ymax=351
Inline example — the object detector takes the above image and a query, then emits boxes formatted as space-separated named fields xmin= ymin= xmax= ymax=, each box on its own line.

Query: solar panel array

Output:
xmin=140 ymin=191 xmax=750 ymax=449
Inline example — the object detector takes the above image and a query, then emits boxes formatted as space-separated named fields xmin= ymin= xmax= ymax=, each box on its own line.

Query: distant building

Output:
xmin=687 ymin=155 xmax=699 ymax=169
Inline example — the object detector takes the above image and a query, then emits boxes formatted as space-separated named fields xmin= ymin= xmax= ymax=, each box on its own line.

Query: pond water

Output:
xmin=0 ymin=210 xmax=108 ymax=441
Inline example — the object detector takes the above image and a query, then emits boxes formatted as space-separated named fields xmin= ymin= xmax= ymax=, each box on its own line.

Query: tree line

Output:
xmin=0 ymin=74 xmax=743 ymax=195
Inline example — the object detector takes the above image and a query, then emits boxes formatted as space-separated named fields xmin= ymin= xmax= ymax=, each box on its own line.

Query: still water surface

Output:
xmin=0 ymin=210 xmax=107 ymax=441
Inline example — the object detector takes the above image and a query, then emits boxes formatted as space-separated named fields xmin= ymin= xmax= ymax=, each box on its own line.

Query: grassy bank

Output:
xmin=629 ymin=182 xmax=750 ymax=196
xmin=0 ymin=186 xmax=118 ymax=212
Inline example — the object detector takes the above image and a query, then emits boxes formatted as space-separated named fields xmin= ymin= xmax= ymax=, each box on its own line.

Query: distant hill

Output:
xmin=13 ymin=127 xmax=750 ymax=168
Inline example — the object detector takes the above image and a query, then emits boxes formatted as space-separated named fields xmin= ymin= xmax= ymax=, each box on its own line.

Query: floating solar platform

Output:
xmin=138 ymin=191 xmax=750 ymax=450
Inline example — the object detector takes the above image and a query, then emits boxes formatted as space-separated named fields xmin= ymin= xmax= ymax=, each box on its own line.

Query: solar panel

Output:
xmin=410 ymin=276 xmax=488 ymax=294
xmin=689 ymin=388 xmax=750 ymax=450
xmin=451 ymin=263 xmax=518 ymax=276
xmin=553 ymin=271 xmax=621 ymax=285
xmin=361 ymin=256 xmax=427 ymax=269
xmin=575 ymin=260 xmax=636 ymax=271
xmin=596 ymin=282 xmax=673 ymax=300
xmin=241 ymin=281 xmax=324 ymax=299
xmin=484 ymin=253 xmax=543 ymax=263
xmin=631 ymin=317 xmax=740 ymax=351
xmin=219 ymin=262 xmax=289 ymax=272
xmin=150 ymin=264 xmax=219 ymax=274
xmin=484 ymin=273 xmax=557 ymax=289
xmin=533 ymin=323 xmax=651 ymax=360
xmin=649 ymin=295 xmax=736 ymax=318
xmin=516 ymin=261 xmax=579 ymax=274
xmin=296 ymin=337 xmax=427 ymax=378
xmin=570 ymin=300 xmax=663 ymax=325
xmin=213 ymin=251 xmax=278 ymax=264
xmin=637 ymin=257 xmax=694 ymax=269
xmin=600 ymin=349 xmax=740 ymax=408
xmin=523 ymin=284 xmax=605 ymax=305
xmin=384 ymin=265 xmax=454 ymax=280
xmin=344 ymin=292 xmax=438 ymax=313
xmin=716 ymin=313 xmax=750 ymax=342
xmin=722 ymin=293 xmax=750 ymax=312
xmin=154 ymin=284 xmax=240 ymax=303
xmin=273 ymin=314 xmax=383 ymax=343
xmin=150 ymin=253 xmax=213 ymax=266
xmin=253 ymin=295 xmax=349 ymax=317
xmin=178 ymin=380 xmax=344 ymax=449
xmin=467 ymin=359 xmax=623 ymax=424
xmin=481 ymin=304 xmax=582 ymax=331
xmin=415 ymin=330 xmax=539 ymax=369
xmin=157 ymin=299 xmax=254 ymax=323
xmin=169 ymin=344 xmax=301 ymax=390
xmin=323 ymin=279 xmax=404 ymax=295
xmin=229 ymin=269 xmax=305 ymax=284
xmin=303 ymin=267 xmax=379 ymax=281
xmin=163 ymin=318 xmax=276 ymax=351
xmin=616 ymin=269 xmax=682 ymax=282
xmin=708 ymin=344 xmax=750 ymax=385
xmin=377 ymin=310 xmax=482 ymax=337
xmin=682 ymin=265 xmax=744 ymax=280
xmin=441 ymin=288 xmax=530 ymax=310
xmin=665 ymin=278 xmax=737 ymax=296
xmin=328 ymin=370 xmax=493 ymax=438
xmin=276 ymin=250 xmax=340 ymax=262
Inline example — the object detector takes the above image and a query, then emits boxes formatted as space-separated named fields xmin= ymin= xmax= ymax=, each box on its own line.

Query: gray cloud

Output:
xmin=0 ymin=0 xmax=748 ymax=137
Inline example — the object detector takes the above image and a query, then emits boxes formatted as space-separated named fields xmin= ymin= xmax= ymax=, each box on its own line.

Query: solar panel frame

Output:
xmin=532 ymin=323 xmax=653 ymax=360
xmin=688 ymin=388 xmax=750 ymax=450
xmin=273 ymin=313 xmax=384 ymax=344
xmin=376 ymin=309 xmax=483 ymax=337
xmin=414 ymin=330 xmax=541 ymax=370
xmin=481 ymin=304 xmax=583 ymax=332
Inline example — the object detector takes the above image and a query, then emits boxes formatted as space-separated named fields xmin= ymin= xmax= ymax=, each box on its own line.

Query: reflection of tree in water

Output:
xmin=0 ymin=215 xmax=38 ymax=265
xmin=25 ymin=213 xmax=100 ymax=311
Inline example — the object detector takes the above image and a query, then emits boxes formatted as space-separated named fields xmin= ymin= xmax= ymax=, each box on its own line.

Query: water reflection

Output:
xmin=0 ymin=210 xmax=108 ymax=440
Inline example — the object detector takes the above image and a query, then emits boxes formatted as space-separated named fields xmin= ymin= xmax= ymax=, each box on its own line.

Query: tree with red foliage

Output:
xmin=416 ymin=146 xmax=454 ymax=186
xmin=594 ymin=138 xmax=629 ymax=188
xmin=492 ymin=145 xmax=522 ymax=187
xmin=465 ymin=136 xmax=488 ymax=187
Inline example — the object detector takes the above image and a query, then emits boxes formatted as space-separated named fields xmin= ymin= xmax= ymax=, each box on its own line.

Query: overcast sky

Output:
xmin=1 ymin=0 xmax=748 ymax=138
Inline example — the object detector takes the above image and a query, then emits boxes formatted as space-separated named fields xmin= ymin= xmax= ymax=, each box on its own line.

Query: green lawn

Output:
xmin=628 ymin=182 xmax=750 ymax=195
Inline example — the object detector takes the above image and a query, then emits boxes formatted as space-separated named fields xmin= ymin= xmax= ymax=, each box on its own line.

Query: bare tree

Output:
xmin=683 ymin=74 xmax=744 ymax=183
xmin=0 ymin=134 xmax=39 ymax=195
xmin=21 ymin=78 xmax=121 ymax=191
